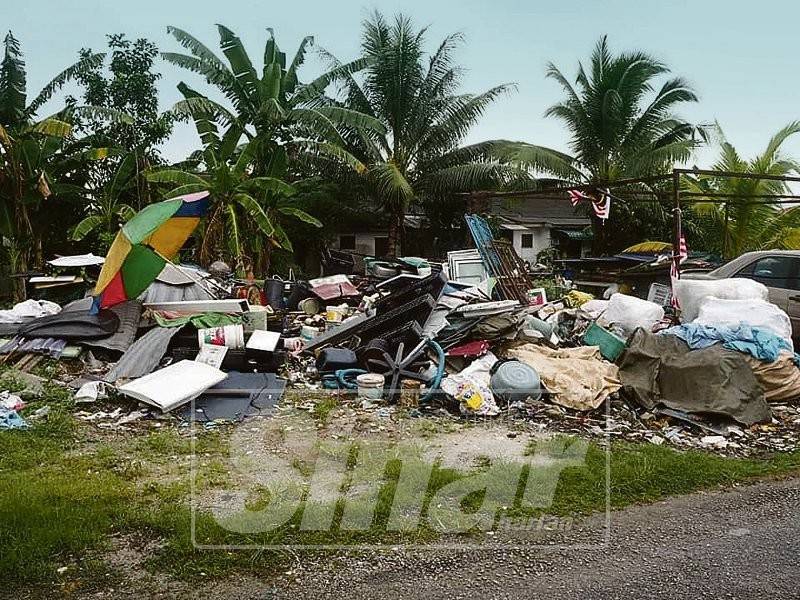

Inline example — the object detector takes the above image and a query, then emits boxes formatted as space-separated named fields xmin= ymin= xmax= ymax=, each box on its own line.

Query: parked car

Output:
xmin=683 ymin=250 xmax=800 ymax=337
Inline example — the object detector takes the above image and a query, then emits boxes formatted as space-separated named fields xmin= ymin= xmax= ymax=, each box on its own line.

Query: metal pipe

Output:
xmin=674 ymin=167 xmax=800 ymax=184
xmin=672 ymin=170 xmax=682 ymax=281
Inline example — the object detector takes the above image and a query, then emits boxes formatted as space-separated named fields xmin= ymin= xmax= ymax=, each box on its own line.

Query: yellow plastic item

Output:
xmin=566 ymin=290 xmax=594 ymax=307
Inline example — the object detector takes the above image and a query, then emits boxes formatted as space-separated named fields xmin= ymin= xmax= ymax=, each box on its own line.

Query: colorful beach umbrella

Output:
xmin=93 ymin=191 xmax=210 ymax=309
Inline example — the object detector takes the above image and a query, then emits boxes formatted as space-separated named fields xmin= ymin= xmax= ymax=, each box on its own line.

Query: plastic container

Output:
xmin=325 ymin=305 xmax=348 ymax=322
xmin=197 ymin=324 xmax=244 ymax=349
xmin=242 ymin=305 xmax=269 ymax=332
xmin=300 ymin=324 xmax=322 ymax=342
xmin=357 ymin=373 xmax=385 ymax=402
xmin=489 ymin=360 xmax=542 ymax=403
xmin=583 ymin=322 xmax=627 ymax=362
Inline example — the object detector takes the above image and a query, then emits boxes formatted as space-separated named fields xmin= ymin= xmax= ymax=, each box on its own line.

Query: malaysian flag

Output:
xmin=592 ymin=188 xmax=612 ymax=221
xmin=568 ymin=189 xmax=590 ymax=206
xmin=670 ymin=234 xmax=688 ymax=309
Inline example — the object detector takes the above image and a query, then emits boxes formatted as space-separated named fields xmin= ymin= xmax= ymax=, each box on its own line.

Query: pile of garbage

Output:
xmin=1 ymin=210 xmax=799 ymax=457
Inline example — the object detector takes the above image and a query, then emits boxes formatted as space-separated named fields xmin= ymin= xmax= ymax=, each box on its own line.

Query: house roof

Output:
xmin=489 ymin=196 xmax=591 ymax=227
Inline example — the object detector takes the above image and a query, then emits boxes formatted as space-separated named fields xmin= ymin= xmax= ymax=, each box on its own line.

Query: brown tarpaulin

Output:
xmin=507 ymin=344 xmax=621 ymax=411
xmin=618 ymin=329 xmax=771 ymax=425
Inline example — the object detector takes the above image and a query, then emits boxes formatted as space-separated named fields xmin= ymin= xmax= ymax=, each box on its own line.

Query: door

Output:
xmin=734 ymin=255 xmax=800 ymax=337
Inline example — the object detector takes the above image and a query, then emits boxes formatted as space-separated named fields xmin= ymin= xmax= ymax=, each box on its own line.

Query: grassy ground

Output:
xmin=2 ymin=380 xmax=799 ymax=595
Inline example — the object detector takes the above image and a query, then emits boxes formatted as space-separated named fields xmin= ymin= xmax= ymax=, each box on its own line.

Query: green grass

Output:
xmin=1 ymin=393 xmax=799 ymax=592
xmin=311 ymin=395 xmax=339 ymax=423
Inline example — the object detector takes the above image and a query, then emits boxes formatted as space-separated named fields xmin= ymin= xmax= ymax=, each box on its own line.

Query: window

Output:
xmin=737 ymin=256 xmax=800 ymax=290
xmin=453 ymin=260 xmax=486 ymax=285
xmin=339 ymin=235 xmax=356 ymax=250
xmin=374 ymin=236 xmax=389 ymax=257
xmin=521 ymin=233 xmax=534 ymax=249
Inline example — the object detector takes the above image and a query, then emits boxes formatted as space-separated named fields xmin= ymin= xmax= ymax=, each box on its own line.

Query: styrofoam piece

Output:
xmin=246 ymin=330 xmax=281 ymax=352
xmin=117 ymin=360 xmax=227 ymax=412
xmin=143 ymin=299 xmax=250 ymax=313
xmin=47 ymin=253 xmax=105 ymax=267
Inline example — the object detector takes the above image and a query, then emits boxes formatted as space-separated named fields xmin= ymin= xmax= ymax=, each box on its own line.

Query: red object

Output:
xmin=100 ymin=272 xmax=127 ymax=308
xmin=447 ymin=340 xmax=490 ymax=357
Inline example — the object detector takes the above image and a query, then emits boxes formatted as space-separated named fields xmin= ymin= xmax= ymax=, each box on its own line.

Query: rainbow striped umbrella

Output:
xmin=93 ymin=192 xmax=210 ymax=309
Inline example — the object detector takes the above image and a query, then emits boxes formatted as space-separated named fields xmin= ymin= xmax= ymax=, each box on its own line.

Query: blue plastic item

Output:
xmin=489 ymin=359 xmax=542 ymax=403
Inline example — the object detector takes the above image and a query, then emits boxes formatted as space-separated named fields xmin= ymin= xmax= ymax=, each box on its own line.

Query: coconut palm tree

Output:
xmin=162 ymin=25 xmax=383 ymax=176
xmin=685 ymin=123 xmax=800 ymax=259
xmin=324 ymin=11 xmax=549 ymax=256
xmin=502 ymin=37 xmax=703 ymax=252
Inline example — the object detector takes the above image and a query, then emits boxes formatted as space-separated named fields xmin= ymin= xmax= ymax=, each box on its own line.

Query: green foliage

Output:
xmin=69 ymin=152 xmax=136 ymax=250
xmin=685 ymin=122 xmax=800 ymax=258
xmin=543 ymin=36 xmax=700 ymax=182
xmin=146 ymin=137 xmax=320 ymax=272
xmin=0 ymin=32 xmax=115 ymax=299
xmin=331 ymin=12 xmax=525 ymax=255
xmin=502 ymin=37 xmax=703 ymax=253
xmin=163 ymin=25 xmax=377 ymax=176
xmin=72 ymin=34 xmax=174 ymax=160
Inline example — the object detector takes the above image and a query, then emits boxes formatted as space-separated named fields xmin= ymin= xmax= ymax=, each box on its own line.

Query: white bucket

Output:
xmin=197 ymin=324 xmax=244 ymax=349
xmin=356 ymin=373 xmax=385 ymax=402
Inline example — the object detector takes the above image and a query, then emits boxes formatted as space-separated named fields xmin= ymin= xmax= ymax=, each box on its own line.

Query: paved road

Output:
xmin=270 ymin=478 xmax=800 ymax=600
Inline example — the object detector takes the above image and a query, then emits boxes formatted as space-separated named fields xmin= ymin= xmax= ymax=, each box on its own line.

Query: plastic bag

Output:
xmin=695 ymin=297 xmax=793 ymax=345
xmin=440 ymin=353 xmax=501 ymax=416
xmin=597 ymin=293 xmax=664 ymax=336
xmin=581 ymin=299 xmax=610 ymax=318
xmin=673 ymin=278 xmax=768 ymax=322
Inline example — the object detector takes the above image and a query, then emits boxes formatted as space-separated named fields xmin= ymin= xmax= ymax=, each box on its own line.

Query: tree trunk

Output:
xmin=386 ymin=208 xmax=404 ymax=257
xmin=11 ymin=245 xmax=27 ymax=303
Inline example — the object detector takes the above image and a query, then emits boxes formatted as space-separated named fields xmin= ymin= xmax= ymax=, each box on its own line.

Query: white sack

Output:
xmin=695 ymin=297 xmax=793 ymax=346
xmin=597 ymin=293 xmax=664 ymax=336
xmin=673 ymin=278 xmax=768 ymax=322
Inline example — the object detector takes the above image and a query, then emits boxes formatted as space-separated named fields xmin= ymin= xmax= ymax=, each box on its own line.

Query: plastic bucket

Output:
xmin=242 ymin=305 xmax=269 ymax=332
xmin=356 ymin=373 xmax=385 ymax=402
xmin=197 ymin=324 xmax=244 ymax=349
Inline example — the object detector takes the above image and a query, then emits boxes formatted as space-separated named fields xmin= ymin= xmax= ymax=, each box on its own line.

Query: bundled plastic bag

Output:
xmin=673 ymin=278 xmax=768 ymax=322
xmin=580 ymin=299 xmax=610 ymax=318
xmin=695 ymin=297 xmax=793 ymax=346
xmin=597 ymin=293 xmax=664 ymax=336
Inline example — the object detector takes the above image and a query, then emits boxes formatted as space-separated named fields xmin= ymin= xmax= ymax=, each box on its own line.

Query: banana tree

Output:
xmin=70 ymin=152 xmax=138 ymax=251
xmin=146 ymin=133 xmax=321 ymax=273
xmin=162 ymin=25 xmax=384 ymax=175
xmin=0 ymin=32 xmax=118 ymax=299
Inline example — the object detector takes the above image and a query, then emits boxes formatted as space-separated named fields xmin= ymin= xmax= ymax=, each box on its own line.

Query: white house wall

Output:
xmin=333 ymin=232 xmax=384 ymax=256
xmin=512 ymin=226 xmax=551 ymax=264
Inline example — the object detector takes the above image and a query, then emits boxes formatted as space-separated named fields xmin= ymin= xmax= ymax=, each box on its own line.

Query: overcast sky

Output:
xmin=7 ymin=0 xmax=800 ymax=166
